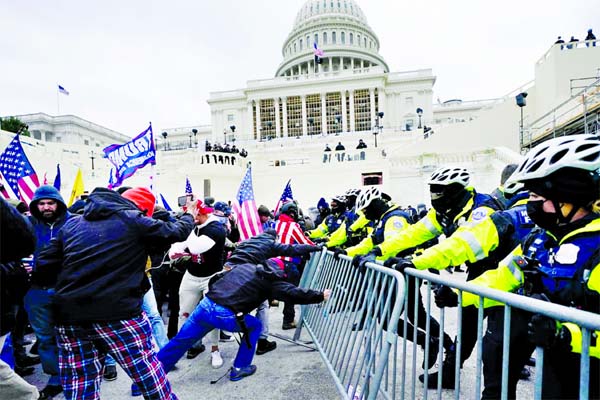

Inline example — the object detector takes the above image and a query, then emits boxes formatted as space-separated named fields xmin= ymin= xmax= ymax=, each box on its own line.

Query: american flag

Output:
xmin=0 ymin=134 xmax=40 ymax=203
xmin=232 ymin=167 xmax=263 ymax=241
xmin=274 ymin=179 xmax=294 ymax=214
xmin=185 ymin=177 xmax=193 ymax=194
xmin=276 ymin=216 xmax=314 ymax=262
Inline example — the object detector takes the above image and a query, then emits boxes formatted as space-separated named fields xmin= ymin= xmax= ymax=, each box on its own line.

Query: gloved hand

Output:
xmin=527 ymin=314 xmax=559 ymax=348
xmin=332 ymin=248 xmax=347 ymax=260
xmin=383 ymin=257 xmax=414 ymax=273
xmin=309 ymin=245 xmax=323 ymax=252
xmin=434 ymin=286 xmax=458 ymax=308
xmin=351 ymin=252 xmax=377 ymax=273
xmin=313 ymin=238 xmax=327 ymax=244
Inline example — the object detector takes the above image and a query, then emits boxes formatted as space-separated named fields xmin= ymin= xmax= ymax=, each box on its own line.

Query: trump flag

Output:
xmin=103 ymin=124 xmax=156 ymax=188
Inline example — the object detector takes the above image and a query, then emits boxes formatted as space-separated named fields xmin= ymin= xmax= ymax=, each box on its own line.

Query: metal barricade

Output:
xmin=294 ymin=252 xmax=599 ymax=399
xmin=400 ymin=267 xmax=600 ymax=400
xmin=294 ymin=250 xmax=406 ymax=400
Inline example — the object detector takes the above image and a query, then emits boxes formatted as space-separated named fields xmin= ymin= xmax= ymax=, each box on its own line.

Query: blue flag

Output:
xmin=52 ymin=164 xmax=61 ymax=191
xmin=103 ymin=124 xmax=156 ymax=188
xmin=185 ymin=177 xmax=193 ymax=194
xmin=159 ymin=193 xmax=172 ymax=211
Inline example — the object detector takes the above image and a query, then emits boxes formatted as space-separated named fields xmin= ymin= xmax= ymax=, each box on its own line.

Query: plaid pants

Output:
xmin=55 ymin=313 xmax=177 ymax=400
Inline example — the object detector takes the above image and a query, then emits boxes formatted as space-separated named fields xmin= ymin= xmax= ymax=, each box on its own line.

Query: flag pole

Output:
xmin=56 ymin=84 xmax=60 ymax=115
xmin=148 ymin=122 xmax=157 ymax=199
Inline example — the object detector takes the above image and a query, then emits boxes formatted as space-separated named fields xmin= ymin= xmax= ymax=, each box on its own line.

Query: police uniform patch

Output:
xmin=471 ymin=209 xmax=487 ymax=222
xmin=393 ymin=220 xmax=403 ymax=229
xmin=554 ymin=243 xmax=580 ymax=264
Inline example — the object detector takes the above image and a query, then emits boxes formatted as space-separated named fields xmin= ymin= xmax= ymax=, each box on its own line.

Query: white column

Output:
xmin=246 ymin=102 xmax=253 ymax=141
xmin=369 ymin=88 xmax=376 ymax=129
xmin=349 ymin=90 xmax=356 ymax=132
xmin=340 ymin=56 xmax=344 ymax=70
xmin=321 ymin=93 xmax=327 ymax=135
xmin=274 ymin=98 xmax=281 ymax=138
xmin=301 ymin=95 xmax=308 ymax=136
xmin=282 ymin=97 xmax=288 ymax=137
xmin=256 ymin=100 xmax=262 ymax=140
xmin=350 ymin=58 xmax=354 ymax=71
xmin=328 ymin=57 xmax=332 ymax=72
xmin=341 ymin=90 xmax=348 ymax=132
xmin=361 ymin=59 xmax=364 ymax=70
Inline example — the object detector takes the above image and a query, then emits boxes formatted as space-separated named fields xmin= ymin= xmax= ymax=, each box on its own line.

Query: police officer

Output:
xmin=339 ymin=187 xmax=449 ymax=367
xmin=391 ymin=177 xmax=534 ymax=390
xmin=438 ymin=134 xmax=600 ymax=398
xmin=373 ymin=167 xmax=503 ymax=386
xmin=308 ymin=195 xmax=352 ymax=243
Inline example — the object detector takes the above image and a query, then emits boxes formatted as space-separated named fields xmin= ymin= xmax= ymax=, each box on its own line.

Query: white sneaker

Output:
xmin=211 ymin=350 xmax=223 ymax=369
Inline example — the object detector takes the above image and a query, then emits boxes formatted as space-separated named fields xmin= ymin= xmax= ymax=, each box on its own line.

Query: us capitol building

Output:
xmin=3 ymin=0 xmax=599 ymax=208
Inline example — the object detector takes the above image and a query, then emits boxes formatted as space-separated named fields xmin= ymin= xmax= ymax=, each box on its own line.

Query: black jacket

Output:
xmin=207 ymin=261 xmax=323 ymax=314
xmin=36 ymin=188 xmax=195 ymax=324
xmin=225 ymin=230 xmax=318 ymax=266
xmin=0 ymin=197 xmax=35 ymax=335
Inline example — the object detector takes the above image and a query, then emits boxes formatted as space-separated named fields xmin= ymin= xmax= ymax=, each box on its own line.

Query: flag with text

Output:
xmin=103 ymin=124 xmax=156 ymax=189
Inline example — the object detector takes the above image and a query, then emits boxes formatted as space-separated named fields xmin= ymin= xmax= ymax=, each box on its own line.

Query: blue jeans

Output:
xmin=158 ymin=297 xmax=261 ymax=372
xmin=24 ymin=287 xmax=61 ymax=386
xmin=143 ymin=282 xmax=169 ymax=349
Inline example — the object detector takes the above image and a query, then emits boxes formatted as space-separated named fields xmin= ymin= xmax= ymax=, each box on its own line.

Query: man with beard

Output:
xmin=24 ymin=185 xmax=73 ymax=399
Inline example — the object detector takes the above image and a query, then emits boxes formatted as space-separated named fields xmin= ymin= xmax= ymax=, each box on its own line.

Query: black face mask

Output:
xmin=430 ymin=187 xmax=469 ymax=216
xmin=526 ymin=199 xmax=558 ymax=232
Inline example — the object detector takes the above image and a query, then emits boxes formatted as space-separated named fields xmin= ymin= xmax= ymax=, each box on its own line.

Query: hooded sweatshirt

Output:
xmin=28 ymin=185 xmax=72 ymax=287
xmin=35 ymin=188 xmax=195 ymax=323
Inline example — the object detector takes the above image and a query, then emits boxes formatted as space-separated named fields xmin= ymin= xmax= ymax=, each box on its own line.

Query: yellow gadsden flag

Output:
xmin=68 ymin=168 xmax=85 ymax=207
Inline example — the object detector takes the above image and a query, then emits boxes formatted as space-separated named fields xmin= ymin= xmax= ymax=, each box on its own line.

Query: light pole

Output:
xmin=223 ymin=129 xmax=227 ymax=144
xmin=161 ymin=131 xmax=168 ymax=151
xmin=89 ymin=150 xmax=95 ymax=176
xmin=516 ymin=92 xmax=528 ymax=150
xmin=373 ymin=111 xmax=384 ymax=148
xmin=192 ymin=128 xmax=198 ymax=147
xmin=416 ymin=107 xmax=423 ymax=129
xmin=230 ymin=125 xmax=236 ymax=143
xmin=188 ymin=131 xmax=192 ymax=148
xmin=308 ymin=117 xmax=314 ymax=136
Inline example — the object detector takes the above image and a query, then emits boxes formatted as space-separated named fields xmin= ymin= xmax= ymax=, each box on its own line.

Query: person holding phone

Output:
xmin=168 ymin=198 xmax=228 ymax=368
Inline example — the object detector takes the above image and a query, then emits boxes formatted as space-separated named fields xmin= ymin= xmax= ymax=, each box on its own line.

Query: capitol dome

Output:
xmin=275 ymin=0 xmax=389 ymax=77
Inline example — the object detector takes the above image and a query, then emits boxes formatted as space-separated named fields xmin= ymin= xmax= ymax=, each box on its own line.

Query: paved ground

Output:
xmin=21 ymin=270 xmax=537 ymax=399
xmin=22 ymin=303 xmax=338 ymax=400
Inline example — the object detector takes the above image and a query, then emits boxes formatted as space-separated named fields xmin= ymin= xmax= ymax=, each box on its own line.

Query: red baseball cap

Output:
xmin=122 ymin=187 xmax=155 ymax=216
xmin=195 ymin=199 xmax=214 ymax=215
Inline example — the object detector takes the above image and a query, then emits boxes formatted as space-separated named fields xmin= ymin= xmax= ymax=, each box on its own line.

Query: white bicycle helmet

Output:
xmin=427 ymin=167 xmax=470 ymax=187
xmin=345 ymin=188 xmax=361 ymax=197
xmin=331 ymin=194 xmax=347 ymax=204
xmin=506 ymin=134 xmax=600 ymax=185
xmin=355 ymin=186 xmax=381 ymax=211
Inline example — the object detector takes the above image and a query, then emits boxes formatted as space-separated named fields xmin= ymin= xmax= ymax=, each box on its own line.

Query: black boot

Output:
xmin=15 ymin=354 xmax=40 ymax=367
xmin=419 ymin=345 xmax=457 ymax=389
xmin=256 ymin=338 xmax=277 ymax=355
xmin=186 ymin=344 xmax=206 ymax=359
xmin=420 ymin=337 xmax=439 ymax=370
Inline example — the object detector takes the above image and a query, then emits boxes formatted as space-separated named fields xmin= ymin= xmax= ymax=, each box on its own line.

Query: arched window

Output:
xmin=349 ymin=32 xmax=353 ymax=44
xmin=364 ymin=37 xmax=367 ymax=47
xmin=294 ymin=42 xmax=297 ymax=52
xmin=332 ymin=32 xmax=336 ymax=44
xmin=357 ymin=34 xmax=361 ymax=46
xmin=314 ymin=33 xmax=318 ymax=45
xmin=323 ymin=32 xmax=328 ymax=44
xmin=307 ymin=35 xmax=310 ymax=47
xmin=341 ymin=32 xmax=345 ymax=44
xmin=300 ymin=38 xmax=303 ymax=50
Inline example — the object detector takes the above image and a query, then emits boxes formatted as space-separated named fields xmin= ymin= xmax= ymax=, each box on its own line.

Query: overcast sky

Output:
xmin=1 ymin=0 xmax=596 ymax=136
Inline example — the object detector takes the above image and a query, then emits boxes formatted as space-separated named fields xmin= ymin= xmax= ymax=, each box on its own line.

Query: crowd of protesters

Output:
xmin=1 ymin=133 xmax=599 ymax=399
